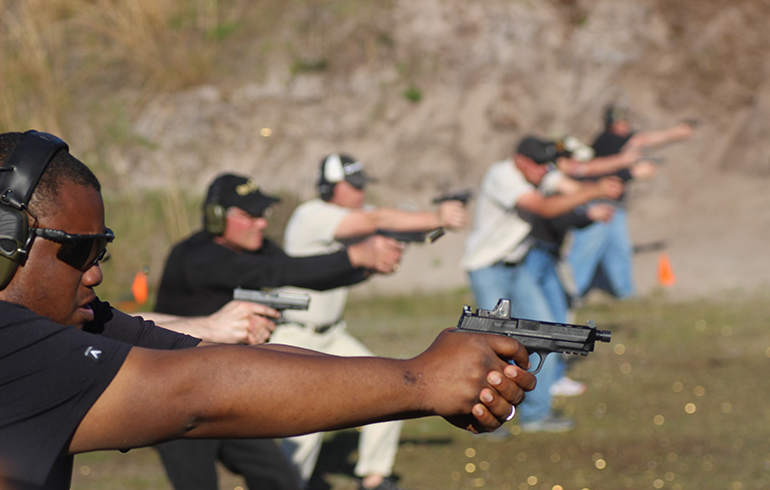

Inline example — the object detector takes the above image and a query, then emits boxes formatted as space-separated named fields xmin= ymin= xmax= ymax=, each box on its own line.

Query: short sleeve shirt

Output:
xmin=587 ymin=130 xmax=635 ymax=203
xmin=0 ymin=299 xmax=200 ymax=488
xmin=591 ymin=130 xmax=632 ymax=157
xmin=462 ymin=159 xmax=535 ymax=271
xmin=462 ymin=159 xmax=564 ymax=270
xmin=280 ymin=199 xmax=352 ymax=327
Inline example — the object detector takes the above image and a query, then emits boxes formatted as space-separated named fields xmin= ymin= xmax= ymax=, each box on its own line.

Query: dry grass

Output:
xmin=0 ymin=0 xmax=395 ymax=138
xmin=0 ymin=0 xmax=71 ymax=132
xmin=1 ymin=0 xmax=228 ymax=134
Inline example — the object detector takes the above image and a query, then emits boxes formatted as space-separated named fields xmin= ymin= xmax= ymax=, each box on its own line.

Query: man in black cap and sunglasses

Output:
xmin=0 ymin=130 xmax=536 ymax=490
xmin=151 ymin=172 xmax=413 ymax=490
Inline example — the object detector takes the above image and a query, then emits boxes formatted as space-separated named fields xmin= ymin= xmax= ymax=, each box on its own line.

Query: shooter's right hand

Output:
xmin=206 ymin=300 xmax=280 ymax=345
xmin=586 ymin=203 xmax=615 ymax=223
xmin=347 ymin=235 xmax=404 ymax=274
xmin=438 ymin=200 xmax=469 ymax=230
xmin=596 ymin=176 xmax=624 ymax=200
xmin=411 ymin=328 xmax=536 ymax=433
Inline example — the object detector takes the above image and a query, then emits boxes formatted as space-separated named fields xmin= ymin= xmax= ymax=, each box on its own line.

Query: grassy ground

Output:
xmin=71 ymin=289 xmax=770 ymax=490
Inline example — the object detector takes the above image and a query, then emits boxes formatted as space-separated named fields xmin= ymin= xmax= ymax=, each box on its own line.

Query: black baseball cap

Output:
xmin=318 ymin=153 xmax=376 ymax=189
xmin=516 ymin=136 xmax=559 ymax=165
xmin=205 ymin=174 xmax=280 ymax=216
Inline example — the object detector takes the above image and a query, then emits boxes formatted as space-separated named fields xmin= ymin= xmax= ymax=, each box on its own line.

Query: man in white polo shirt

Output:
xmin=274 ymin=153 xmax=468 ymax=490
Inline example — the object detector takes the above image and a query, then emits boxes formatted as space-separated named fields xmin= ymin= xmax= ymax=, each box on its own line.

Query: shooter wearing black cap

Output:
xmin=153 ymin=172 xmax=403 ymax=490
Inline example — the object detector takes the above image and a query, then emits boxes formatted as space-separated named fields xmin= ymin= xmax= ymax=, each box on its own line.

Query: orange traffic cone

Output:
xmin=131 ymin=270 xmax=149 ymax=305
xmin=657 ymin=252 xmax=676 ymax=287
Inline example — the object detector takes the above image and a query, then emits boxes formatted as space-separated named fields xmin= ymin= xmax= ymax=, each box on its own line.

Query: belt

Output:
xmin=313 ymin=323 xmax=335 ymax=334
xmin=531 ymin=241 xmax=561 ymax=257
xmin=306 ymin=320 xmax=340 ymax=334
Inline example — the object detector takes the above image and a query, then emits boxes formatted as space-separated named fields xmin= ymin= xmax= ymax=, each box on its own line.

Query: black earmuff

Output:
xmin=0 ymin=130 xmax=68 ymax=289
xmin=604 ymin=105 xmax=627 ymax=128
xmin=203 ymin=202 xmax=227 ymax=235
xmin=318 ymin=181 xmax=334 ymax=201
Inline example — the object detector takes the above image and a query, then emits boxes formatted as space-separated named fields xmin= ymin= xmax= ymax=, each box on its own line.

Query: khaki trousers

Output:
xmin=270 ymin=322 xmax=403 ymax=483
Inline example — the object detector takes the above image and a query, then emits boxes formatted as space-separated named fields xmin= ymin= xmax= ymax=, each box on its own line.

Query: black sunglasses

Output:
xmin=32 ymin=228 xmax=115 ymax=271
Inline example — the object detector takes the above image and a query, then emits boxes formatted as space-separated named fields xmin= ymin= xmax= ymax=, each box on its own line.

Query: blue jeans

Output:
xmin=524 ymin=245 xmax=570 ymax=324
xmin=468 ymin=261 xmax=560 ymax=424
xmin=568 ymin=206 xmax=634 ymax=299
xmin=524 ymin=245 xmax=570 ymax=381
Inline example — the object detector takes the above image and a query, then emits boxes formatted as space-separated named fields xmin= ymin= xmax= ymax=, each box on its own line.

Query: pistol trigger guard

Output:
xmin=530 ymin=351 xmax=548 ymax=374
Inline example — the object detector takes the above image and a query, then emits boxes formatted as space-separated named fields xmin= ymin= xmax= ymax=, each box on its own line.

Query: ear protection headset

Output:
xmin=604 ymin=105 xmax=628 ymax=128
xmin=317 ymin=153 xmax=345 ymax=201
xmin=0 ymin=130 xmax=69 ymax=289
xmin=202 ymin=181 xmax=227 ymax=236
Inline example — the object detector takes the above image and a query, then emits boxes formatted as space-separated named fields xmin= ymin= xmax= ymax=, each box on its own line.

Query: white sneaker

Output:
xmin=549 ymin=376 xmax=587 ymax=397
xmin=520 ymin=414 xmax=575 ymax=433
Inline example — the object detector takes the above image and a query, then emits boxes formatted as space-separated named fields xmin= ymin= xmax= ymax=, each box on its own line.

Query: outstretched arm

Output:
xmin=624 ymin=122 xmax=693 ymax=150
xmin=335 ymin=201 xmax=468 ymax=240
xmin=558 ymin=150 xmax=642 ymax=178
xmin=137 ymin=301 xmax=280 ymax=345
xmin=67 ymin=329 xmax=535 ymax=453
xmin=517 ymin=177 xmax=624 ymax=218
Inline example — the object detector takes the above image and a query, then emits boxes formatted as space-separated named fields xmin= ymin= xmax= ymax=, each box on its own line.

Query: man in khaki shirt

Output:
xmin=276 ymin=153 xmax=468 ymax=490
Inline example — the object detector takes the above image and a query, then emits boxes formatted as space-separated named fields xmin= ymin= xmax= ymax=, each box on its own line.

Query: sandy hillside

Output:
xmin=23 ymin=0 xmax=767 ymax=301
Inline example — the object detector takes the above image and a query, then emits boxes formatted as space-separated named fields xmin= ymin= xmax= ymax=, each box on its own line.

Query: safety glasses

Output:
xmin=32 ymin=227 xmax=115 ymax=271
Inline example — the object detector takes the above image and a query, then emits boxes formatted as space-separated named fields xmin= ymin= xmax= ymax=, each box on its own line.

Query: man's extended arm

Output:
xmin=67 ymin=329 xmax=535 ymax=453
xmin=624 ymin=122 xmax=693 ymax=150
xmin=558 ymin=150 xmax=642 ymax=177
xmin=334 ymin=201 xmax=468 ymax=240
xmin=516 ymin=176 xmax=624 ymax=218
xmin=190 ymin=238 xmax=400 ymax=293
xmin=137 ymin=300 xmax=281 ymax=345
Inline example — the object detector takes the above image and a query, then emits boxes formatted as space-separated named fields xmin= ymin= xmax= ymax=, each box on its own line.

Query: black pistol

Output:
xmin=432 ymin=189 xmax=474 ymax=205
xmin=375 ymin=228 xmax=445 ymax=244
xmin=454 ymin=299 xmax=611 ymax=374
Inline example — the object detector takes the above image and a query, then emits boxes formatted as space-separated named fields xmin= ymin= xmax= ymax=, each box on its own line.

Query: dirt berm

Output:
xmin=98 ymin=0 xmax=770 ymax=301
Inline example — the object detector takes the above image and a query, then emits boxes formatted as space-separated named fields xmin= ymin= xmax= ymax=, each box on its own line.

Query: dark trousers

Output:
xmin=156 ymin=439 xmax=302 ymax=490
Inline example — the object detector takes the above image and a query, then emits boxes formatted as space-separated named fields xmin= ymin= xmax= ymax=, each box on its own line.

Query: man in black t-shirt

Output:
xmin=592 ymin=106 xmax=693 ymax=159
xmin=0 ymin=131 xmax=202 ymax=489
xmin=0 ymin=131 xmax=536 ymax=490
xmin=153 ymin=174 xmax=406 ymax=490
xmin=0 ymin=300 xmax=201 ymax=490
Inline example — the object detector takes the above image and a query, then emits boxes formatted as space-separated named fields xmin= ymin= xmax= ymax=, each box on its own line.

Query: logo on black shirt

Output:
xmin=84 ymin=346 xmax=102 ymax=362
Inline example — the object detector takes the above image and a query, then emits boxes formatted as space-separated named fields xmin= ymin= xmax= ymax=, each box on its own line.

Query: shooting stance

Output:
xmin=567 ymin=105 xmax=694 ymax=300
xmin=152 ymin=173 xmax=406 ymax=490
xmin=0 ymin=131 xmax=535 ymax=490
xmin=273 ymin=153 xmax=469 ymax=490
xmin=463 ymin=136 xmax=623 ymax=433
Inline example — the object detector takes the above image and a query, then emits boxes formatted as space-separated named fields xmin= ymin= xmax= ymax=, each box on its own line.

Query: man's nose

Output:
xmin=82 ymin=263 xmax=104 ymax=287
